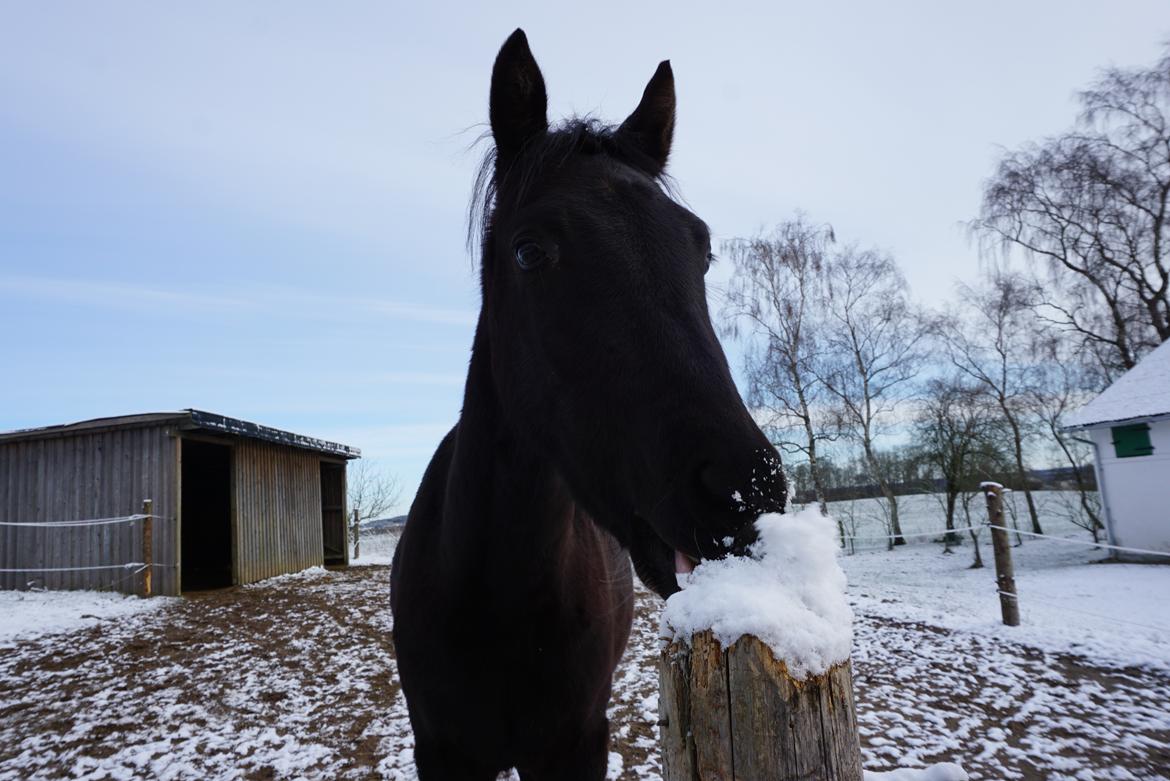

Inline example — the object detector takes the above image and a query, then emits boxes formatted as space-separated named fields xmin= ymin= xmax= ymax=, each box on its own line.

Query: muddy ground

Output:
xmin=1 ymin=565 xmax=1166 ymax=780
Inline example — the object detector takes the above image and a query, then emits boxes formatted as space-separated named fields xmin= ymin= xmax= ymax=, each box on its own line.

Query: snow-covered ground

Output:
xmin=842 ymin=533 xmax=1170 ymax=672
xmin=823 ymin=491 xmax=1170 ymax=672
xmin=2 ymin=561 xmax=1167 ymax=779
xmin=2 ymin=490 xmax=1167 ymax=780
xmin=0 ymin=588 xmax=175 ymax=646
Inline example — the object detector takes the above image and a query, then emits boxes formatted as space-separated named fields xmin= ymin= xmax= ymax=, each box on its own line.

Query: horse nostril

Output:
xmin=697 ymin=458 xmax=787 ymax=515
xmin=697 ymin=462 xmax=740 ymax=507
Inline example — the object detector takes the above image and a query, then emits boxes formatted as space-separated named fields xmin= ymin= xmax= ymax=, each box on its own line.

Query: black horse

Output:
xmin=390 ymin=29 xmax=786 ymax=780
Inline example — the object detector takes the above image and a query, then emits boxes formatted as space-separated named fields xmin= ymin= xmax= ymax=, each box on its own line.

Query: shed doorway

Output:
xmin=321 ymin=462 xmax=347 ymax=564
xmin=181 ymin=440 xmax=233 ymax=590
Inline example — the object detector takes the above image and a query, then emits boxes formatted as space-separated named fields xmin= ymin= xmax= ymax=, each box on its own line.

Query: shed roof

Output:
xmin=0 ymin=409 xmax=361 ymax=458
xmin=1063 ymin=340 xmax=1170 ymax=430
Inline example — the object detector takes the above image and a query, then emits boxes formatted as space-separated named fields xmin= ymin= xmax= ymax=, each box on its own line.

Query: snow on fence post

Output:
xmin=981 ymin=482 xmax=1019 ymax=627
xmin=141 ymin=499 xmax=153 ymax=598
xmin=658 ymin=510 xmax=863 ymax=781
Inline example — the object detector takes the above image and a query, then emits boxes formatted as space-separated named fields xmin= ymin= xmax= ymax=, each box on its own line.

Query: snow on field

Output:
xmin=0 ymin=588 xmax=174 ymax=645
xmin=865 ymin=764 xmax=968 ymax=781
xmin=2 ymin=559 xmax=1167 ymax=780
xmin=351 ymin=529 xmax=401 ymax=566
xmin=2 ymin=492 xmax=1167 ymax=780
xmin=843 ymin=536 xmax=1170 ymax=671
xmin=825 ymin=492 xmax=1170 ymax=671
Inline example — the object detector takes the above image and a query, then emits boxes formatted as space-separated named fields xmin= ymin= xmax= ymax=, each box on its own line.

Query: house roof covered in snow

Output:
xmin=1063 ymin=340 xmax=1170 ymax=430
xmin=0 ymin=409 xmax=361 ymax=458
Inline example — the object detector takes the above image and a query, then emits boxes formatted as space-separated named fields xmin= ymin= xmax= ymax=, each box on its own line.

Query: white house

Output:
xmin=1063 ymin=340 xmax=1170 ymax=561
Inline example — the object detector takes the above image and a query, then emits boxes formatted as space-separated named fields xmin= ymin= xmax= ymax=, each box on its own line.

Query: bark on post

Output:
xmin=659 ymin=631 xmax=863 ymax=781
xmin=352 ymin=508 xmax=361 ymax=560
xmin=982 ymin=482 xmax=1019 ymax=626
xmin=141 ymin=499 xmax=153 ymax=598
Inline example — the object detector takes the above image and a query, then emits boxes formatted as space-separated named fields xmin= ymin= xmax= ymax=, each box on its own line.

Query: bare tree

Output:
xmin=976 ymin=46 xmax=1170 ymax=379
xmin=942 ymin=270 xmax=1046 ymax=534
xmin=721 ymin=217 xmax=838 ymax=516
xmin=960 ymin=490 xmax=985 ymax=569
xmin=915 ymin=376 xmax=1001 ymax=546
xmin=818 ymin=247 xmax=927 ymax=545
xmin=347 ymin=459 xmax=403 ymax=552
xmin=1029 ymin=334 xmax=1105 ymax=540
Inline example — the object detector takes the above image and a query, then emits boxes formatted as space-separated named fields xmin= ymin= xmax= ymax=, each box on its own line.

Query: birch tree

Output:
xmin=942 ymin=271 xmax=1045 ymax=534
xmin=818 ymin=247 xmax=926 ymax=545
xmin=721 ymin=217 xmax=837 ymax=515
xmin=977 ymin=45 xmax=1170 ymax=380
xmin=915 ymin=376 xmax=1003 ymax=546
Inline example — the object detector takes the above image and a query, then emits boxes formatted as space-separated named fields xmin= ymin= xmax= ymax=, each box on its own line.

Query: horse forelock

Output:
xmin=466 ymin=117 xmax=679 ymax=262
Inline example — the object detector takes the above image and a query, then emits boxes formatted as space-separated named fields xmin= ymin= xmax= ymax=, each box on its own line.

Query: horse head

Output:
xmin=477 ymin=29 xmax=786 ymax=597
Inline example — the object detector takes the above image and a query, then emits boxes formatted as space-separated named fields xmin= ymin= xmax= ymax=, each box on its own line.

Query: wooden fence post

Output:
xmin=660 ymin=632 xmax=863 ymax=780
xmin=352 ymin=508 xmax=361 ymax=559
xmin=982 ymin=482 xmax=1019 ymax=626
xmin=141 ymin=499 xmax=153 ymax=598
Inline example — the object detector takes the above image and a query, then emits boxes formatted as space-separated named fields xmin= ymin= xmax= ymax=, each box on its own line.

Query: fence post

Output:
xmin=982 ymin=482 xmax=1019 ymax=626
xmin=660 ymin=633 xmax=863 ymax=780
xmin=141 ymin=499 xmax=153 ymax=598
xmin=352 ymin=508 xmax=361 ymax=560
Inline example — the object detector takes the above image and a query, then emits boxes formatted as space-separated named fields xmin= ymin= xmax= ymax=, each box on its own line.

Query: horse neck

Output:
xmin=439 ymin=323 xmax=577 ymax=587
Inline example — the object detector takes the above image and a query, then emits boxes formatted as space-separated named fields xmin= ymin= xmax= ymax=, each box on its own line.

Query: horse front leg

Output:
xmin=519 ymin=718 xmax=611 ymax=781
xmin=413 ymin=736 xmax=500 ymax=781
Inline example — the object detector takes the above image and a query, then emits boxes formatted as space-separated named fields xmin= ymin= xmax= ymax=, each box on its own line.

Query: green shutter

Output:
xmin=1111 ymin=424 xmax=1154 ymax=458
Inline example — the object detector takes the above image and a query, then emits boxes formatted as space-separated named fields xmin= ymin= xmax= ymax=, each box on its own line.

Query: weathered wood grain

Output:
xmin=984 ymin=483 xmax=1020 ymax=626
xmin=660 ymin=632 xmax=862 ymax=781
xmin=660 ymin=641 xmax=699 ymax=781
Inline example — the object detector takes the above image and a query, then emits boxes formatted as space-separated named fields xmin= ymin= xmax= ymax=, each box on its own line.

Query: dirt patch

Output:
xmin=2 ymin=565 xmax=1167 ymax=780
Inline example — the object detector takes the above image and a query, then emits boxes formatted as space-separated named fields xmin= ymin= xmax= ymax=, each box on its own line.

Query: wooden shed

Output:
xmin=0 ymin=410 xmax=360 ymax=596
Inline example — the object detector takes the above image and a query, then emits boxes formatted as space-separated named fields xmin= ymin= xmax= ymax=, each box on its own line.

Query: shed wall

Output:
xmin=1091 ymin=421 xmax=1170 ymax=559
xmin=233 ymin=439 xmax=329 ymax=584
xmin=0 ymin=425 xmax=178 ymax=595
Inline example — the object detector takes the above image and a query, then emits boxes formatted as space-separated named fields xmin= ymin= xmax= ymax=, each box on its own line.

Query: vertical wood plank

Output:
xmin=688 ymin=631 xmax=734 ymax=780
xmin=659 ymin=642 xmax=699 ymax=781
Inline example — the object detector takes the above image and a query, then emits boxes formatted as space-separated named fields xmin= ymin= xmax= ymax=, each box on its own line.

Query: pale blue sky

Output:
xmin=1 ymin=2 xmax=1166 ymax=513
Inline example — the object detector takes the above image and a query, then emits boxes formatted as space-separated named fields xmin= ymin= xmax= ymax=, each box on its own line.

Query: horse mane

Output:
xmin=467 ymin=117 xmax=678 ymax=255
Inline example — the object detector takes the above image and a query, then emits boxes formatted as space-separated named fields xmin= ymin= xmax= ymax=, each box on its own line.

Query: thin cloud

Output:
xmin=0 ymin=274 xmax=476 ymax=327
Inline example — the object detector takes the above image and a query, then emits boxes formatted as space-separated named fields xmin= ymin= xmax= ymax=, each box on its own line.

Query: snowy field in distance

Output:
xmin=352 ymin=527 xmax=402 ymax=566
xmin=821 ymin=489 xmax=1097 ymax=549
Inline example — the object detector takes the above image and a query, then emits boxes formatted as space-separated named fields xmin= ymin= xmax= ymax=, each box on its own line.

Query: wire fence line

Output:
xmin=0 ymin=562 xmax=177 ymax=573
xmin=985 ymin=524 xmax=1170 ymax=560
xmin=837 ymin=519 xmax=1170 ymax=560
xmin=840 ymin=524 xmax=984 ymax=543
xmin=997 ymin=590 xmax=1170 ymax=634
xmin=0 ymin=513 xmax=157 ymax=528
xmin=0 ymin=563 xmax=146 ymax=573
xmin=1 ymin=505 xmax=163 ymax=594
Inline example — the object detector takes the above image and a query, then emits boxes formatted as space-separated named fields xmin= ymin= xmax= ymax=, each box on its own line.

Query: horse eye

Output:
xmin=705 ymin=252 xmax=717 ymax=273
xmin=514 ymin=241 xmax=547 ymax=271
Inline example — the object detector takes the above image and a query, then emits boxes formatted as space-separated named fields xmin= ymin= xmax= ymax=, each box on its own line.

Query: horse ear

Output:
xmin=490 ymin=29 xmax=548 ymax=166
xmin=618 ymin=61 xmax=675 ymax=176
